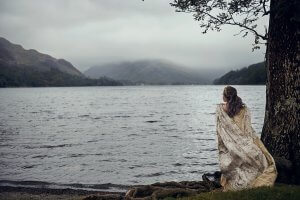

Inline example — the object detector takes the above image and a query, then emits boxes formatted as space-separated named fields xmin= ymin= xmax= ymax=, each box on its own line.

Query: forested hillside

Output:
xmin=213 ymin=62 xmax=266 ymax=85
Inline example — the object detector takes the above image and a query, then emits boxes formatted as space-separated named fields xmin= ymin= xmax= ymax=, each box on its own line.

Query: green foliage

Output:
xmin=177 ymin=185 xmax=300 ymax=200
xmin=213 ymin=62 xmax=266 ymax=85
xmin=0 ymin=63 xmax=123 ymax=87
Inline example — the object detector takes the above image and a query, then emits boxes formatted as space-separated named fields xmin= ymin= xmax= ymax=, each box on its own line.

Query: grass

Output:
xmin=1 ymin=184 xmax=299 ymax=200
xmin=165 ymin=185 xmax=300 ymax=200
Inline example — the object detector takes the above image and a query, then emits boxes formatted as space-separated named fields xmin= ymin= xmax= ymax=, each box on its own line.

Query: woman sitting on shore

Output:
xmin=215 ymin=86 xmax=277 ymax=191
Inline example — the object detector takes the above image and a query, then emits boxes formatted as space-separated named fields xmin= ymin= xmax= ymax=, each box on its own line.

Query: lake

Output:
xmin=0 ymin=85 xmax=266 ymax=191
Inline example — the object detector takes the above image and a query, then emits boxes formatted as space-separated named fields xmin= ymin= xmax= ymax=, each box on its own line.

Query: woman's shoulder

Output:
xmin=216 ymin=103 xmax=225 ymax=109
xmin=215 ymin=103 xmax=223 ymax=113
xmin=216 ymin=103 xmax=228 ymax=114
xmin=242 ymin=104 xmax=249 ymax=111
xmin=238 ymin=106 xmax=247 ymax=115
xmin=237 ymin=104 xmax=249 ymax=116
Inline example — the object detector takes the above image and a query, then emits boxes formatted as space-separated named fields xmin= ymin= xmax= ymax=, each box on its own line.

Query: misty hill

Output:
xmin=0 ymin=37 xmax=122 ymax=87
xmin=84 ymin=60 xmax=210 ymax=85
xmin=213 ymin=62 xmax=266 ymax=85
xmin=0 ymin=37 xmax=82 ymax=76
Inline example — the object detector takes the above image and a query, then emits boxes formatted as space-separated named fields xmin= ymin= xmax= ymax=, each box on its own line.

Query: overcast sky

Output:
xmin=0 ymin=0 xmax=269 ymax=72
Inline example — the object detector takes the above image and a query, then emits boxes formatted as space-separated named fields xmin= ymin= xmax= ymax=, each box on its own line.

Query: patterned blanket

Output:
xmin=215 ymin=104 xmax=277 ymax=191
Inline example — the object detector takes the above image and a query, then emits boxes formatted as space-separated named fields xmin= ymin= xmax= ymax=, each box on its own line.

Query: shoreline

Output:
xmin=0 ymin=185 xmax=126 ymax=200
xmin=1 ymin=183 xmax=299 ymax=200
xmin=0 ymin=178 xmax=221 ymax=199
xmin=0 ymin=180 xmax=132 ymax=192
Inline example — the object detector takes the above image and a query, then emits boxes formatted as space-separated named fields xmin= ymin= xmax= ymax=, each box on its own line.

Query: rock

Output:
xmin=274 ymin=156 xmax=294 ymax=184
xmin=82 ymin=194 xmax=123 ymax=200
xmin=125 ymin=179 xmax=221 ymax=200
xmin=152 ymin=188 xmax=197 ymax=199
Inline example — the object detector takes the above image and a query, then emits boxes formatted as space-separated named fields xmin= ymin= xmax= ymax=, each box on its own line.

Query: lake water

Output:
xmin=0 ymin=85 xmax=266 ymax=191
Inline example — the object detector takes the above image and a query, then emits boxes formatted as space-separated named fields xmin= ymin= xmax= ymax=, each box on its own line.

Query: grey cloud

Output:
xmin=0 ymin=0 xmax=268 ymax=72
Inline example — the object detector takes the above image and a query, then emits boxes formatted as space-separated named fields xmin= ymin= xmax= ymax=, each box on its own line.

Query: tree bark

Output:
xmin=261 ymin=0 xmax=300 ymax=184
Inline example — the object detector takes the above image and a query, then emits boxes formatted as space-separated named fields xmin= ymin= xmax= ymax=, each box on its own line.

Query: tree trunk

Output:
xmin=261 ymin=0 xmax=300 ymax=184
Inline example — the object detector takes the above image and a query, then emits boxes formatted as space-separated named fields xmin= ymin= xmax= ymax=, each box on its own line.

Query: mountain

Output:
xmin=84 ymin=60 xmax=210 ymax=85
xmin=213 ymin=62 xmax=266 ymax=85
xmin=0 ymin=37 xmax=82 ymax=76
xmin=0 ymin=37 xmax=122 ymax=87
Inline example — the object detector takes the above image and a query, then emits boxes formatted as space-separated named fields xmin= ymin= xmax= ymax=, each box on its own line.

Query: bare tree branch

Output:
xmin=170 ymin=0 xmax=270 ymax=48
xmin=228 ymin=12 xmax=267 ymax=40
xmin=262 ymin=0 xmax=270 ymax=15
xmin=201 ymin=10 xmax=268 ymax=40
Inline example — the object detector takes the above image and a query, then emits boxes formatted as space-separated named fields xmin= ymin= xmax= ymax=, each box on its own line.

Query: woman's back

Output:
xmin=216 ymin=86 xmax=277 ymax=191
xmin=221 ymin=103 xmax=247 ymax=133
xmin=216 ymin=103 xmax=277 ymax=191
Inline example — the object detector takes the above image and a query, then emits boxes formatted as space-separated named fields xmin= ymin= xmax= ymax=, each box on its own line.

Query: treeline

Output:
xmin=213 ymin=62 xmax=266 ymax=85
xmin=0 ymin=64 xmax=123 ymax=87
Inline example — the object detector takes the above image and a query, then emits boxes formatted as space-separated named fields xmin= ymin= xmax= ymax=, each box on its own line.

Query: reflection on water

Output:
xmin=0 ymin=85 xmax=265 ymax=187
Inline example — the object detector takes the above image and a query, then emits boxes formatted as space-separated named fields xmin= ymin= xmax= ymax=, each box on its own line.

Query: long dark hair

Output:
xmin=223 ymin=86 xmax=245 ymax=118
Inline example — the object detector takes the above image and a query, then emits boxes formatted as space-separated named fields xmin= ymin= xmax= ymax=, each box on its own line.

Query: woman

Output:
xmin=215 ymin=86 xmax=277 ymax=191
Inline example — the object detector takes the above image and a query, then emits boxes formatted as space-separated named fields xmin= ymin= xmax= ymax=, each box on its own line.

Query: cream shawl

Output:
xmin=215 ymin=104 xmax=277 ymax=191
